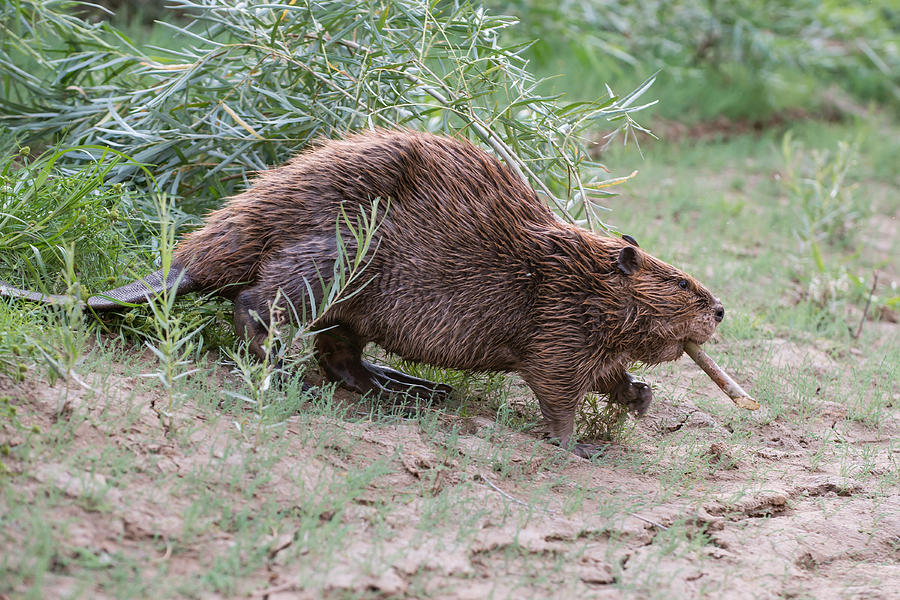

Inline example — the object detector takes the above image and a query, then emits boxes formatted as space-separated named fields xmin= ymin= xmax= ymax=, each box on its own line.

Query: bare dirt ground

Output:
xmin=2 ymin=319 xmax=898 ymax=599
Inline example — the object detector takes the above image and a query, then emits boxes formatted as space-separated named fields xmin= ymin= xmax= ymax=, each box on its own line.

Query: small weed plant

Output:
xmin=782 ymin=131 xmax=862 ymax=262
xmin=780 ymin=131 xmax=882 ymax=327
xmin=138 ymin=193 xmax=206 ymax=435
xmin=27 ymin=246 xmax=91 ymax=417
xmin=577 ymin=393 xmax=631 ymax=443
xmin=224 ymin=199 xmax=383 ymax=442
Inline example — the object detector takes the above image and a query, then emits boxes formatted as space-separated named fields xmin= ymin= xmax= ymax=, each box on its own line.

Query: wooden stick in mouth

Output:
xmin=683 ymin=341 xmax=760 ymax=411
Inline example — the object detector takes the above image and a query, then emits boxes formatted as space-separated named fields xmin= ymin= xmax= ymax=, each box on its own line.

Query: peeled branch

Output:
xmin=683 ymin=341 xmax=760 ymax=411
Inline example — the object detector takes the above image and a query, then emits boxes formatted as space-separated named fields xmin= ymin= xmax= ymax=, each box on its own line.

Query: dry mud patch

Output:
xmin=1 ymin=328 xmax=899 ymax=599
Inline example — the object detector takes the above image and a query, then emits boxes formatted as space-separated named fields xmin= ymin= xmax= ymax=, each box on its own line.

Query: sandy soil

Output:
xmin=1 ymin=325 xmax=898 ymax=599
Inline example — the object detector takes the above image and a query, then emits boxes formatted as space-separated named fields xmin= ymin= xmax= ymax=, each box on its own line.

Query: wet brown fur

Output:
xmin=174 ymin=129 xmax=724 ymax=454
xmin=0 ymin=129 xmax=724 ymax=454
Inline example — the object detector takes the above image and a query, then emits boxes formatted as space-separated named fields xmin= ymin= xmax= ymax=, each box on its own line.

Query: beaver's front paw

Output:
xmin=612 ymin=377 xmax=653 ymax=416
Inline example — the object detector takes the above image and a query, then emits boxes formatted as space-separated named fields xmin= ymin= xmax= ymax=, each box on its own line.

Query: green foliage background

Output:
xmin=492 ymin=0 xmax=900 ymax=121
xmin=0 ymin=0 xmax=652 ymax=228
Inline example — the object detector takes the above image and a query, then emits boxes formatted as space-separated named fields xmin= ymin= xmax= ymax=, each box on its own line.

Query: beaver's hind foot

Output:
xmin=363 ymin=361 xmax=454 ymax=400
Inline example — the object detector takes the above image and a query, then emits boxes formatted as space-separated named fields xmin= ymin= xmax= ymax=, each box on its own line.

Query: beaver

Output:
xmin=0 ymin=130 xmax=724 ymax=457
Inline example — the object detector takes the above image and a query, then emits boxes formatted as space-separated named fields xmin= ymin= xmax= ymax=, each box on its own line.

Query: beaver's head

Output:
xmin=614 ymin=238 xmax=724 ymax=365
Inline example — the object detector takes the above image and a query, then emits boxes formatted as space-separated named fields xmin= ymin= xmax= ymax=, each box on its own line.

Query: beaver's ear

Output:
xmin=622 ymin=234 xmax=640 ymax=247
xmin=617 ymin=246 xmax=642 ymax=275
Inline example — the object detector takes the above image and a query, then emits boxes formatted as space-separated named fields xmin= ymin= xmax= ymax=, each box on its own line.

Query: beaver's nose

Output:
xmin=714 ymin=303 xmax=725 ymax=323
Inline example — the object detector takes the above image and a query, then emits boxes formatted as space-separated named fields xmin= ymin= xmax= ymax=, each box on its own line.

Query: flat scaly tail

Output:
xmin=0 ymin=264 xmax=199 ymax=311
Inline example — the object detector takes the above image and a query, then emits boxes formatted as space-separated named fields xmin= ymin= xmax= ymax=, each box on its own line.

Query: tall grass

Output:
xmin=0 ymin=145 xmax=142 ymax=290
xmin=0 ymin=144 xmax=148 ymax=375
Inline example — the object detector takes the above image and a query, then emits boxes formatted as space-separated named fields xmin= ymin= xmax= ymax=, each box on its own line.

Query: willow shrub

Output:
xmin=0 ymin=0 xmax=655 ymax=231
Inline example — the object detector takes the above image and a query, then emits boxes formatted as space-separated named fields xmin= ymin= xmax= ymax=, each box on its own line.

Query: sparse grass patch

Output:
xmin=843 ymin=343 xmax=900 ymax=429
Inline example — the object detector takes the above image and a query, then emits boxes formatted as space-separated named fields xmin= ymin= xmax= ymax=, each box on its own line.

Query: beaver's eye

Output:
xmin=678 ymin=279 xmax=688 ymax=290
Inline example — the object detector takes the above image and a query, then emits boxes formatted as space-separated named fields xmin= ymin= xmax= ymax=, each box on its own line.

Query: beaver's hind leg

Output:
xmin=234 ymin=288 xmax=275 ymax=362
xmin=315 ymin=324 xmax=453 ymax=400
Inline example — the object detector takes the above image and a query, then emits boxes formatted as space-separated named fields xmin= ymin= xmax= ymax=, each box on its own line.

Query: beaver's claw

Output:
xmin=612 ymin=376 xmax=653 ymax=416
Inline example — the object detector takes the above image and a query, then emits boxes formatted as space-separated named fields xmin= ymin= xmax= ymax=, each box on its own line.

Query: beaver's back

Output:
xmin=175 ymin=130 xmax=556 ymax=304
xmin=306 ymin=131 xmax=562 ymax=371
